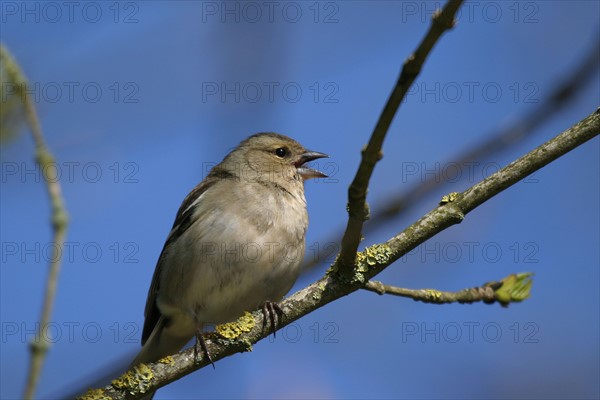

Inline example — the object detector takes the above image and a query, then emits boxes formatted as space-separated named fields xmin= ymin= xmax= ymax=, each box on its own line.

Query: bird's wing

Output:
xmin=141 ymin=169 xmax=232 ymax=345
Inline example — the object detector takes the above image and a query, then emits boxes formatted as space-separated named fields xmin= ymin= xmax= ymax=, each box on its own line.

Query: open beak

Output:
xmin=296 ymin=150 xmax=329 ymax=180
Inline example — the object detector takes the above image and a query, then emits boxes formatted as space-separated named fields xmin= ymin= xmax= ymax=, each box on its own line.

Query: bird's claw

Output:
xmin=262 ymin=301 xmax=285 ymax=338
xmin=194 ymin=328 xmax=215 ymax=369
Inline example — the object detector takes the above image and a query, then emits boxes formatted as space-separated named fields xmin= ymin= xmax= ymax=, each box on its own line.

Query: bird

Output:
xmin=132 ymin=133 xmax=328 ymax=372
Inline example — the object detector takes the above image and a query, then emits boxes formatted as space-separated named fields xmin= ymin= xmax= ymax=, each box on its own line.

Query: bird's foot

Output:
xmin=194 ymin=327 xmax=215 ymax=369
xmin=262 ymin=301 xmax=285 ymax=338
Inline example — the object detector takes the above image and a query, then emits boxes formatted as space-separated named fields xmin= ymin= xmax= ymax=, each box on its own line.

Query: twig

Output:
xmin=303 ymin=37 xmax=599 ymax=271
xmin=368 ymin=37 xmax=600 ymax=226
xmin=79 ymin=109 xmax=599 ymax=400
xmin=364 ymin=272 xmax=534 ymax=307
xmin=1 ymin=45 xmax=70 ymax=400
xmin=365 ymin=280 xmax=496 ymax=304
xmin=336 ymin=0 xmax=464 ymax=277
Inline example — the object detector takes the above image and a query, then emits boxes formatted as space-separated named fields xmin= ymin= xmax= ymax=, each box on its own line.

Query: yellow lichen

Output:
xmin=423 ymin=289 xmax=442 ymax=301
xmin=76 ymin=388 xmax=110 ymax=400
xmin=440 ymin=192 xmax=459 ymax=204
xmin=216 ymin=311 xmax=255 ymax=339
xmin=158 ymin=355 xmax=174 ymax=365
xmin=111 ymin=363 xmax=154 ymax=395
xmin=353 ymin=244 xmax=393 ymax=283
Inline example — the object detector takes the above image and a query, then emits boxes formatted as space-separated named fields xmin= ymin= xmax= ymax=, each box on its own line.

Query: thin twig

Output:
xmin=336 ymin=0 xmax=464 ymax=277
xmin=79 ymin=109 xmax=599 ymax=400
xmin=364 ymin=272 xmax=533 ymax=306
xmin=1 ymin=45 xmax=70 ymax=400
xmin=365 ymin=280 xmax=496 ymax=303
xmin=368 ymin=37 xmax=600 ymax=227
xmin=303 ymin=37 xmax=599 ymax=271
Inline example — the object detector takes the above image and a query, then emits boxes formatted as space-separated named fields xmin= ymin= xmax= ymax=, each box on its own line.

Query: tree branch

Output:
xmin=336 ymin=0 xmax=464 ymax=277
xmin=364 ymin=272 xmax=534 ymax=307
xmin=1 ymin=45 xmax=70 ymax=400
xmin=303 ymin=37 xmax=599 ymax=271
xmin=79 ymin=108 xmax=599 ymax=400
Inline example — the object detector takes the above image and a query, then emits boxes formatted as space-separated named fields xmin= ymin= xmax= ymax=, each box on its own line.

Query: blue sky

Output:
xmin=1 ymin=1 xmax=599 ymax=399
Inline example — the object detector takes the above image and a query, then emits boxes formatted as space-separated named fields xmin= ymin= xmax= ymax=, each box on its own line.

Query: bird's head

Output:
xmin=224 ymin=133 xmax=329 ymax=186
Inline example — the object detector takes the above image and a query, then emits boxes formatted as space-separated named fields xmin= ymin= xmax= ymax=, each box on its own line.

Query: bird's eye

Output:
xmin=275 ymin=147 xmax=287 ymax=158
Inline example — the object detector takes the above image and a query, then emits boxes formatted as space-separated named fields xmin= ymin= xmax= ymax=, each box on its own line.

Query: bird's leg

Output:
xmin=194 ymin=325 xmax=215 ymax=369
xmin=262 ymin=301 xmax=285 ymax=338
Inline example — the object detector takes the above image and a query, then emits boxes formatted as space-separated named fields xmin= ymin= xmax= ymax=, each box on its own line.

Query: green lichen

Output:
xmin=111 ymin=363 xmax=154 ymax=395
xmin=216 ymin=311 xmax=255 ymax=339
xmin=240 ymin=337 xmax=254 ymax=352
xmin=325 ymin=253 xmax=341 ymax=276
xmin=353 ymin=244 xmax=393 ymax=283
xmin=312 ymin=281 xmax=327 ymax=301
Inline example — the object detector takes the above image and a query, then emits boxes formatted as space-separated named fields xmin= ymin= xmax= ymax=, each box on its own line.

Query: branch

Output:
xmin=79 ymin=108 xmax=599 ymax=400
xmin=364 ymin=272 xmax=534 ymax=307
xmin=303 ymin=37 xmax=599 ymax=271
xmin=336 ymin=0 xmax=464 ymax=276
xmin=1 ymin=45 xmax=70 ymax=400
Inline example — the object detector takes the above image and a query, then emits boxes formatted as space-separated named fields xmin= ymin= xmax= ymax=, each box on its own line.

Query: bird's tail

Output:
xmin=131 ymin=316 xmax=193 ymax=400
xmin=132 ymin=316 xmax=191 ymax=366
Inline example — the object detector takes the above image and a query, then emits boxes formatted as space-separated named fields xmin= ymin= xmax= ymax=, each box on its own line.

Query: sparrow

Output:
xmin=132 ymin=133 xmax=328 ymax=372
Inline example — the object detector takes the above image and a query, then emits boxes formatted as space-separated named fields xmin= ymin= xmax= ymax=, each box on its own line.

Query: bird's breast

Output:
xmin=156 ymin=178 xmax=308 ymax=325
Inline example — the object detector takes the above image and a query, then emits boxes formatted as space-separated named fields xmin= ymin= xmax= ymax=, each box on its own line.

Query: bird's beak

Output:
xmin=296 ymin=150 xmax=329 ymax=180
